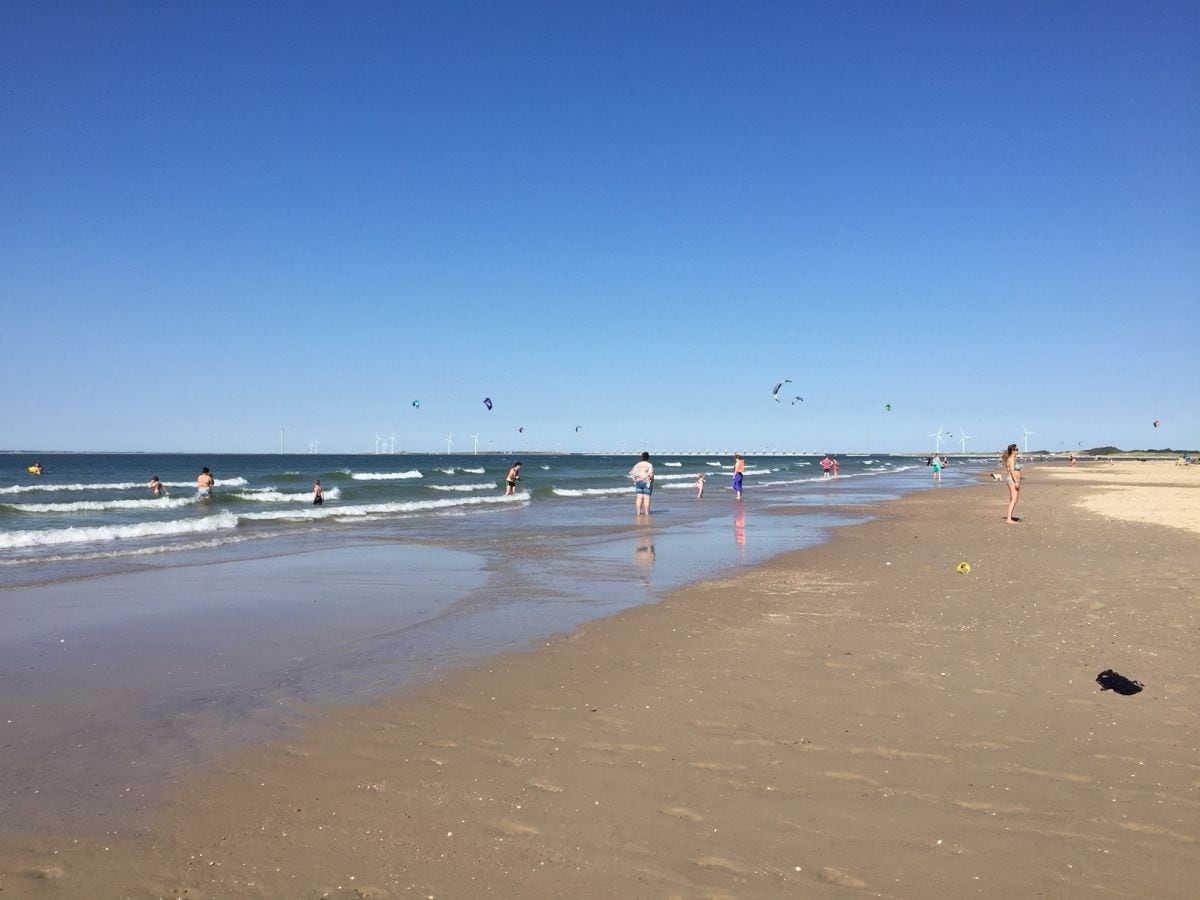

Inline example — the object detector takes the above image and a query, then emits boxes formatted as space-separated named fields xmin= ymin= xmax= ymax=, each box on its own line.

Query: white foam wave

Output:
xmin=0 ymin=512 xmax=240 ymax=549
xmin=233 ymin=488 xmax=342 ymax=502
xmin=652 ymin=472 xmax=703 ymax=481
xmin=461 ymin=467 xmax=485 ymax=474
xmin=240 ymin=491 xmax=527 ymax=521
xmin=663 ymin=461 xmax=682 ymax=467
xmin=552 ymin=486 xmax=627 ymax=497
xmin=705 ymin=461 xmax=722 ymax=467
xmin=539 ymin=465 xmax=550 ymax=470
xmin=428 ymin=483 xmax=497 ymax=492
xmin=0 ymin=481 xmax=144 ymax=494
xmin=437 ymin=468 xmax=456 ymax=475
xmin=4 ymin=497 xmax=195 ymax=513
xmin=351 ymin=470 xmax=423 ymax=480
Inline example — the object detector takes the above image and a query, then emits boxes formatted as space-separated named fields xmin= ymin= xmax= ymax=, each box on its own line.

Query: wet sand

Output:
xmin=2 ymin=466 xmax=1197 ymax=898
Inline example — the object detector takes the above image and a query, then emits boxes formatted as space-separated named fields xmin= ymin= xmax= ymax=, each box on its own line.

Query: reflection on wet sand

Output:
xmin=734 ymin=505 xmax=746 ymax=548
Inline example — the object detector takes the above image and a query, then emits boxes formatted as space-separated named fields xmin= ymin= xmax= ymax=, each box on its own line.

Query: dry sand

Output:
xmin=1040 ymin=460 xmax=1200 ymax=535
xmin=2 ymin=468 xmax=1197 ymax=899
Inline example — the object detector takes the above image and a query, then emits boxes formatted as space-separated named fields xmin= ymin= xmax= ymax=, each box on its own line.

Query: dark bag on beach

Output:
xmin=1096 ymin=669 xmax=1143 ymax=696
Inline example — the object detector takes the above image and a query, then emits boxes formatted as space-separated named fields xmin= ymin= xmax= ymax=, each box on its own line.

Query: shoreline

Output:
xmin=2 ymin=464 xmax=1197 ymax=897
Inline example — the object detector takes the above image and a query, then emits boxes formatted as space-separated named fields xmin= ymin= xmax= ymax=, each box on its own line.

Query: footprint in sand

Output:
xmin=693 ymin=856 xmax=748 ymax=876
xmin=818 ymin=866 xmax=867 ymax=889
xmin=661 ymin=806 xmax=704 ymax=821
xmin=850 ymin=746 xmax=952 ymax=763
xmin=495 ymin=819 xmax=540 ymax=835
xmin=1120 ymin=822 xmax=1197 ymax=844
xmin=528 ymin=779 xmax=564 ymax=793
xmin=824 ymin=771 xmax=881 ymax=786
xmin=1008 ymin=765 xmax=1092 ymax=783
xmin=18 ymin=866 xmax=65 ymax=880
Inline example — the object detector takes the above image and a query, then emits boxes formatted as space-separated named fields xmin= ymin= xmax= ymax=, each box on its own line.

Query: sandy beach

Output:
xmin=2 ymin=462 xmax=1197 ymax=899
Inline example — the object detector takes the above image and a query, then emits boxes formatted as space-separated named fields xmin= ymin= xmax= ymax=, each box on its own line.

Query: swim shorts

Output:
xmin=732 ymin=472 xmax=743 ymax=490
xmin=196 ymin=488 xmax=211 ymax=498
xmin=314 ymin=496 xmax=323 ymax=506
xmin=634 ymin=480 xmax=652 ymax=495
xmin=506 ymin=480 xmax=516 ymax=488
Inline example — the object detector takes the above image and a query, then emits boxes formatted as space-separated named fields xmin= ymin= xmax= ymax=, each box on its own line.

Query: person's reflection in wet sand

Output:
xmin=734 ymin=505 xmax=746 ymax=550
xmin=634 ymin=539 xmax=656 ymax=585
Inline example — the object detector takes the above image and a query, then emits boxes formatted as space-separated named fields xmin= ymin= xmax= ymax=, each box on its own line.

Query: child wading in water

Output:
xmin=695 ymin=472 xmax=706 ymax=499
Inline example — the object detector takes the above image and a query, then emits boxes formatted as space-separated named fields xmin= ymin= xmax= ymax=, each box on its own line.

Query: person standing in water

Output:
xmin=630 ymin=451 xmax=654 ymax=516
xmin=732 ymin=452 xmax=745 ymax=499
xmin=505 ymin=461 xmax=522 ymax=495
xmin=196 ymin=466 xmax=215 ymax=499
xmin=1001 ymin=443 xmax=1022 ymax=523
xmin=148 ymin=476 xmax=168 ymax=497
xmin=313 ymin=480 xmax=324 ymax=506
xmin=931 ymin=453 xmax=943 ymax=483
xmin=695 ymin=471 xmax=706 ymax=499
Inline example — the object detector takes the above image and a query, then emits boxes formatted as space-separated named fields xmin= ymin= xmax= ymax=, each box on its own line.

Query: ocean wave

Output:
xmin=4 ymin=497 xmax=196 ymax=513
xmin=240 ymin=491 xmax=528 ymax=521
xmin=461 ymin=467 xmax=486 ymax=474
xmin=651 ymin=472 xmax=703 ymax=481
xmin=552 ymin=486 xmax=627 ymax=497
xmin=0 ymin=512 xmax=240 ymax=550
xmin=233 ymin=488 xmax=342 ymax=502
xmin=705 ymin=461 xmax=722 ymax=467
xmin=351 ymin=470 xmax=423 ymax=480
xmin=428 ymin=482 xmax=497 ymax=492
xmin=0 ymin=481 xmax=145 ymax=494
xmin=663 ymin=461 xmax=682 ymax=467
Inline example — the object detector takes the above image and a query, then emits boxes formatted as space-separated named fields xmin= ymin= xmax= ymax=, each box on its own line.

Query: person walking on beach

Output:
xmin=1001 ymin=443 xmax=1022 ymax=523
xmin=313 ymin=480 xmax=324 ymax=506
xmin=732 ymin=453 xmax=745 ymax=499
xmin=630 ymin=451 xmax=654 ymax=515
xmin=695 ymin=471 xmax=706 ymax=499
xmin=505 ymin=461 xmax=522 ymax=495
xmin=148 ymin=476 xmax=167 ymax=497
xmin=196 ymin=466 xmax=215 ymax=499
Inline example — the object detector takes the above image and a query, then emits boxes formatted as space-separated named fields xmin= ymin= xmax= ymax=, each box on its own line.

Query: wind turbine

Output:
xmin=444 ymin=433 xmax=454 ymax=454
xmin=959 ymin=428 xmax=971 ymax=454
xmin=388 ymin=433 xmax=396 ymax=454
xmin=470 ymin=433 xmax=480 ymax=454
xmin=928 ymin=426 xmax=944 ymax=454
xmin=374 ymin=433 xmax=383 ymax=454
xmin=1022 ymin=424 xmax=1034 ymax=453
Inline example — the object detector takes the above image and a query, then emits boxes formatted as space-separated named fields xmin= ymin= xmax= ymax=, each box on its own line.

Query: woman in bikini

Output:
xmin=1001 ymin=443 xmax=1021 ymax=523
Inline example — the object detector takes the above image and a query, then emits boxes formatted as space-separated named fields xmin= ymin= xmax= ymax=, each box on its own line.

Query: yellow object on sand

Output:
xmin=956 ymin=561 xmax=971 ymax=574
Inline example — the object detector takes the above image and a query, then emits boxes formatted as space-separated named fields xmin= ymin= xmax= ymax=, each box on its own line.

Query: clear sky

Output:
xmin=3 ymin=1 xmax=1197 ymax=455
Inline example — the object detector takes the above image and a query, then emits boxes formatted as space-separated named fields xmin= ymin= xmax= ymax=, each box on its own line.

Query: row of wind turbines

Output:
xmin=375 ymin=432 xmax=490 ymax=454
xmin=928 ymin=425 xmax=1035 ymax=455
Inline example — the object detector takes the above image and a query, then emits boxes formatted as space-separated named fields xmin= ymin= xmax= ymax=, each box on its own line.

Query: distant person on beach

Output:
xmin=820 ymin=455 xmax=833 ymax=478
xmin=732 ymin=453 xmax=745 ymax=499
xmin=695 ymin=471 xmax=706 ymax=499
xmin=630 ymin=451 xmax=654 ymax=515
xmin=931 ymin=454 xmax=943 ymax=483
xmin=831 ymin=457 xmax=840 ymax=479
xmin=505 ymin=461 xmax=522 ymax=495
xmin=196 ymin=466 xmax=215 ymax=499
xmin=148 ymin=476 xmax=167 ymax=497
xmin=1001 ymin=443 xmax=1021 ymax=523
xmin=313 ymin=480 xmax=324 ymax=506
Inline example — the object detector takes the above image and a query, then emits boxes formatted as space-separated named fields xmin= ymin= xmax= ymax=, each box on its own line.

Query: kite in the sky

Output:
xmin=884 ymin=404 xmax=892 ymax=412
xmin=791 ymin=395 xmax=804 ymax=405
xmin=575 ymin=425 xmax=582 ymax=432
xmin=518 ymin=426 xmax=524 ymax=433
xmin=1153 ymin=419 xmax=1160 ymax=428
xmin=771 ymin=379 xmax=792 ymax=401
xmin=483 ymin=397 xmax=493 ymax=411
xmin=411 ymin=400 xmax=420 ymax=409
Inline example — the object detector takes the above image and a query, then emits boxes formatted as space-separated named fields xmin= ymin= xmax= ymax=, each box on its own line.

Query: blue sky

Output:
xmin=3 ymin=1 xmax=1197 ymax=454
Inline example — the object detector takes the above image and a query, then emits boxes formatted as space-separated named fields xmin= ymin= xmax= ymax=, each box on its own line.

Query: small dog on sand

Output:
xmin=988 ymin=472 xmax=1004 ymax=482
